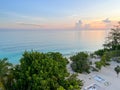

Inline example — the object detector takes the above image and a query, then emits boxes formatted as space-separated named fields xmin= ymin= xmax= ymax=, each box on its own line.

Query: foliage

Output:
xmin=70 ymin=52 xmax=90 ymax=73
xmin=114 ymin=65 xmax=120 ymax=77
xmin=101 ymin=52 xmax=111 ymax=65
xmin=95 ymin=61 xmax=102 ymax=70
xmin=94 ymin=49 xmax=107 ymax=57
xmin=95 ymin=52 xmax=111 ymax=70
xmin=0 ymin=58 xmax=12 ymax=90
xmin=104 ymin=22 xmax=120 ymax=50
xmin=0 ymin=81 xmax=5 ymax=90
xmin=8 ymin=51 xmax=82 ymax=90
xmin=95 ymin=22 xmax=120 ymax=70
xmin=108 ymin=50 xmax=120 ymax=58
xmin=0 ymin=58 xmax=12 ymax=78
xmin=63 ymin=74 xmax=83 ymax=90
xmin=101 ymin=50 xmax=120 ymax=63
xmin=57 ymin=86 xmax=65 ymax=90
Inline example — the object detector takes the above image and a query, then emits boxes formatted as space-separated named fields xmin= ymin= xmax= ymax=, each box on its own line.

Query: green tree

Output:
xmin=11 ymin=51 xmax=82 ymax=90
xmin=63 ymin=74 xmax=83 ymax=90
xmin=95 ymin=52 xmax=111 ymax=70
xmin=114 ymin=65 xmax=120 ymax=77
xmin=94 ymin=49 xmax=106 ymax=57
xmin=104 ymin=22 xmax=120 ymax=50
xmin=95 ymin=61 xmax=102 ymax=70
xmin=101 ymin=52 xmax=111 ymax=66
xmin=57 ymin=86 xmax=65 ymax=90
xmin=70 ymin=52 xmax=90 ymax=73
xmin=0 ymin=58 xmax=12 ymax=90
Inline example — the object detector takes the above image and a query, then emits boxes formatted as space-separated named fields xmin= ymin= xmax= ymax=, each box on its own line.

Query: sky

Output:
xmin=0 ymin=0 xmax=120 ymax=30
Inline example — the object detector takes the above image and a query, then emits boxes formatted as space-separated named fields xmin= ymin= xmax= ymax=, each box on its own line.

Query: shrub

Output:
xmin=70 ymin=52 xmax=90 ymax=73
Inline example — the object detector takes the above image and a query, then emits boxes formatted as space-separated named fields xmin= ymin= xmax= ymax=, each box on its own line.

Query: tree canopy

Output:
xmin=70 ymin=52 xmax=90 ymax=73
xmin=104 ymin=22 xmax=120 ymax=50
xmin=0 ymin=58 xmax=12 ymax=90
xmin=1 ymin=51 xmax=82 ymax=90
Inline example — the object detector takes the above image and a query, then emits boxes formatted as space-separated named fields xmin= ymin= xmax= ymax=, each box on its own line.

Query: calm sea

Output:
xmin=0 ymin=29 xmax=107 ymax=63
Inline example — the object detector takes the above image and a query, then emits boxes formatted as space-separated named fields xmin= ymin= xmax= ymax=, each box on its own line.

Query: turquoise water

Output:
xmin=0 ymin=29 xmax=107 ymax=63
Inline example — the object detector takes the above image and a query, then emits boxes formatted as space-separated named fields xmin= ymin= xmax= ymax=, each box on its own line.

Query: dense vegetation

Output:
xmin=94 ymin=49 xmax=109 ymax=57
xmin=95 ymin=52 xmax=111 ymax=70
xmin=0 ymin=58 xmax=13 ymax=90
xmin=0 ymin=51 xmax=83 ymax=90
xmin=94 ymin=22 xmax=120 ymax=70
xmin=104 ymin=22 xmax=120 ymax=50
xmin=70 ymin=52 xmax=90 ymax=73
xmin=94 ymin=22 xmax=120 ymax=57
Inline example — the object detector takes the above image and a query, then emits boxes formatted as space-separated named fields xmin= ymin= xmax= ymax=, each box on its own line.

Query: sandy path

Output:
xmin=66 ymin=58 xmax=120 ymax=90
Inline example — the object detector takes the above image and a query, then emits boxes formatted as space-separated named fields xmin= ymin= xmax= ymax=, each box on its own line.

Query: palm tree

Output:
xmin=0 ymin=58 xmax=12 ymax=90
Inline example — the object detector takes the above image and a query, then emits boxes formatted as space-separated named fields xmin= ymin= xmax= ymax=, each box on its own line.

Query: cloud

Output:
xmin=16 ymin=22 xmax=44 ymax=27
xmin=102 ymin=18 xmax=111 ymax=23
xmin=75 ymin=20 xmax=92 ymax=30
xmin=102 ymin=18 xmax=112 ymax=29
xmin=75 ymin=20 xmax=83 ymax=29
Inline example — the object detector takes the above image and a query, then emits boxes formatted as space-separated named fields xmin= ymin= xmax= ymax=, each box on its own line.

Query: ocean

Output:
xmin=0 ymin=29 xmax=107 ymax=63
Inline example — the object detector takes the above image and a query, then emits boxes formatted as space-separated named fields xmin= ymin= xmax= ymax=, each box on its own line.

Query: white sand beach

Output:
xmin=67 ymin=58 xmax=120 ymax=90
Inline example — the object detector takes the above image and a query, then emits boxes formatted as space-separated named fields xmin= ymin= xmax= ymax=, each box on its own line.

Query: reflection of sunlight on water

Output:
xmin=0 ymin=30 xmax=107 ymax=63
xmin=76 ymin=30 xmax=106 ymax=42
xmin=73 ymin=30 xmax=107 ymax=51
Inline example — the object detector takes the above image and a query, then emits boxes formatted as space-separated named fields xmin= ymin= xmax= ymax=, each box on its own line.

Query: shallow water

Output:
xmin=0 ymin=29 xmax=107 ymax=63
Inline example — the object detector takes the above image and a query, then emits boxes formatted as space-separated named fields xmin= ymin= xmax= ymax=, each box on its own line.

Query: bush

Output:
xmin=114 ymin=65 xmax=120 ymax=77
xmin=70 ymin=52 xmax=90 ymax=73
xmin=94 ymin=49 xmax=107 ymax=57
xmin=95 ymin=61 xmax=102 ymax=70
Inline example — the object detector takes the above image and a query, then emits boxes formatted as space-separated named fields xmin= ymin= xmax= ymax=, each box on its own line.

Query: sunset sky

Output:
xmin=0 ymin=0 xmax=120 ymax=30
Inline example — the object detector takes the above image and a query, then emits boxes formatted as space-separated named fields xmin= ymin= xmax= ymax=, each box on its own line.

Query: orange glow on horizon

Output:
xmin=0 ymin=18 xmax=119 ymax=30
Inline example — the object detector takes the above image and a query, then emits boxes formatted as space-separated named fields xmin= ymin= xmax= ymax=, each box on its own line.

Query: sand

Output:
xmin=66 ymin=58 xmax=120 ymax=90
